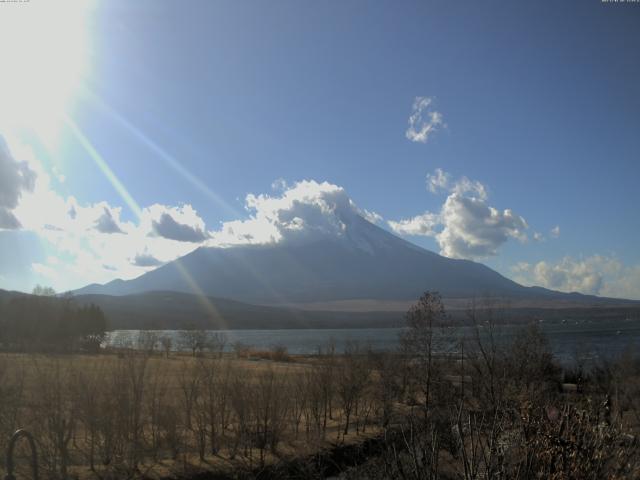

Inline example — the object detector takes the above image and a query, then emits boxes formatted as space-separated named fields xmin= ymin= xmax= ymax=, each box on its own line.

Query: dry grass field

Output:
xmin=0 ymin=347 xmax=387 ymax=480
xmin=1 ymin=295 xmax=640 ymax=480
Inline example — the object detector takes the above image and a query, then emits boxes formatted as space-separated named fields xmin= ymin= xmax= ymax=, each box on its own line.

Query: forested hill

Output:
xmin=1 ymin=289 xmax=638 ymax=335
xmin=0 ymin=290 xmax=107 ymax=351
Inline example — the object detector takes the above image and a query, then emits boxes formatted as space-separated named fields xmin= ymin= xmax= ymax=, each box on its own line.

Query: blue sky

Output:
xmin=0 ymin=0 xmax=639 ymax=298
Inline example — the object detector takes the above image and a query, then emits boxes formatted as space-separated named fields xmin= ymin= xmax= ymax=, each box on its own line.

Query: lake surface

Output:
xmin=106 ymin=318 xmax=640 ymax=366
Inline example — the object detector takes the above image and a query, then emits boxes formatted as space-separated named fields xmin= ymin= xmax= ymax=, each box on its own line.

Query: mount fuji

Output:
xmin=73 ymin=211 xmax=589 ymax=306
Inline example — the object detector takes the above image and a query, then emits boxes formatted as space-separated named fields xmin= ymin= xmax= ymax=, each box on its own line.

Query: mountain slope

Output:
xmin=73 ymin=215 xmax=608 ymax=305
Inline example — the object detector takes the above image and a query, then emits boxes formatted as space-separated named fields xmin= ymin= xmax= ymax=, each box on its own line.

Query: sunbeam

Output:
xmin=81 ymin=89 xmax=240 ymax=219
xmin=75 ymin=89 xmax=313 ymax=312
xmin=64 ymin=113 xmax=228 ymax=328
xmin=63 ymin=115 xmax=143 ymax=220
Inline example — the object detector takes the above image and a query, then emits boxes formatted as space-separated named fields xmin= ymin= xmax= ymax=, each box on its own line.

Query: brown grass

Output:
xmin=0 ymin=350 xmax=383 ymax=480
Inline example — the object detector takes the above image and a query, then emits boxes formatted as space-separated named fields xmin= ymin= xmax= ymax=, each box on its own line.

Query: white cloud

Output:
xmin=426 ymin=168 xmax=450 ymax=193
xmin=451 ymin=176 xmax=488 ymax=201
xmin=271 ymin=178 xmax=287 ymax=192
xmin=426 ymin=168 xmax=488 ymax=200
xmin=388 ymin=212 xmax=440 ymax=236
xmin=405 ymin=96 xmax=444 ymax=143
xmin=437 ymin=194 xmax=528 ymax=259
xmin=512 ymin=255 xmax=640 ymax=300
xmin=0 ymin=136 xmax=36 ymax=229
xmin=532 ymin=226 xmax=559 ymax=243
xmin=389 ymin=169 xmax=527 ymax=259
xmin=27 ymin=216 xmax=202 ymax=290
xmin=360 ymin=209 xmax=383 ymax=225
xmin=208 ymin=180 xmax=365 ymax=247
xmin=142 ymin=204 xmax=209 ymax=242
xmin=0 ymin=135 xmax=208 ymax=290
xmin=94 ymin=206 xmax=125 ymax=234
xmin=132 ymin=252 xmax=164 ymax=267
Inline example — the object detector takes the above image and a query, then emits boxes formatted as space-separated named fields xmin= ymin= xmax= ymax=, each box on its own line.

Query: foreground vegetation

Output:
xmin=0 ymin=292 xmax=639 ymax=479
xmin=344 ymin=293 xmax=640 ymax=479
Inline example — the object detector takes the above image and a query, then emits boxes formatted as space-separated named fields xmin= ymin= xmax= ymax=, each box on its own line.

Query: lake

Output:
xmin=105 ymin=318 xmax=640 ymax=366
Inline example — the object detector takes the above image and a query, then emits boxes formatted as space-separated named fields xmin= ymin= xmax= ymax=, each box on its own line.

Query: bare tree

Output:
xmin=247 ymin=367 xmax=290 ymax=466
xmin=73 ymin=360 xmax=106 ymax=471
xmin=205 ymin=332 xmax=227 ymax=358
xmin=137 ymin=330 xmax=159 ymax=355
xmin=303 ymin=366 xmax=325 ymax=439
xmin=288 ymin=372 xmax=308 ymax=437
xmin=145 ymin=362 xmax=170 ymax=461
xmin=107 ymin=352 xmax=149 ymax=474
xmin=507 ymin=323 xmax=559 ymax=407
xmin=197 ymin=356 xmax=228 ymax=456
xmin=401 ymin=291 xmax=448 ymax=419
xmin=178 ymin=359 xmax=202 ymax=431
xmin=33 ymin=359 xmax=76 ymax=479
xmin=316 ymin=340 xmax=337 ymax=436
xmin=466 ymin=296 xmax=509 ymax=412
xmin=32 ymin=284 xmax=57 ymax=296
xmin=370 ymin=351 xmax=403 ymax=428
xmin=336 ymin=341 xmax=371 ymax=436
xmin=229 ymin=372 xmax=251 ymax=459
xmin=180 ymin=329 xmax=208 ymax=357
xmin=160 ymin=335 xmax=173 ymax=358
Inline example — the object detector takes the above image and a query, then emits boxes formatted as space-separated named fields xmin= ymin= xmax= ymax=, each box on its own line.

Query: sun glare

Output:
xmin=0 ymin=0 xmax=93 ymax=148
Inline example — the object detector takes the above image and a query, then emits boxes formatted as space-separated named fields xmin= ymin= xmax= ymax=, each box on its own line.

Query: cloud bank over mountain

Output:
xmin=1 ymin=135 xmax=386 ymax=290
xmin=2 ymin=134 xmax=638 ymax=299
xmin=207 ymin=180 xmax=371 ymax=247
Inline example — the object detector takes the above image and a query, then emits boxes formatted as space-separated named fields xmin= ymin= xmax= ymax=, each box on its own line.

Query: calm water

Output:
xmin=106 ymin=318 xmax=640 ymax=365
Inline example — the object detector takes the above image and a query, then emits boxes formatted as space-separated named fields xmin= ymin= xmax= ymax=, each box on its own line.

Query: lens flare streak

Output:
xmin=64 ymin=113 xmax=228 ymax=328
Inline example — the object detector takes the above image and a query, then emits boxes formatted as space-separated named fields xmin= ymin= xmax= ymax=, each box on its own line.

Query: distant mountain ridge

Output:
xmin=70 ymin=291 xmax=405 ymax=330
xmin=73 ymin=214 xmax=627 ymax=306
xmin=1 ymin=288 xmax=637 ymax=331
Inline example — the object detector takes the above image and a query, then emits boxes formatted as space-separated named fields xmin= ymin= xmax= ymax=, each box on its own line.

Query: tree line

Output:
xmin=0 ymin=286 xmax=107 ymax=352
